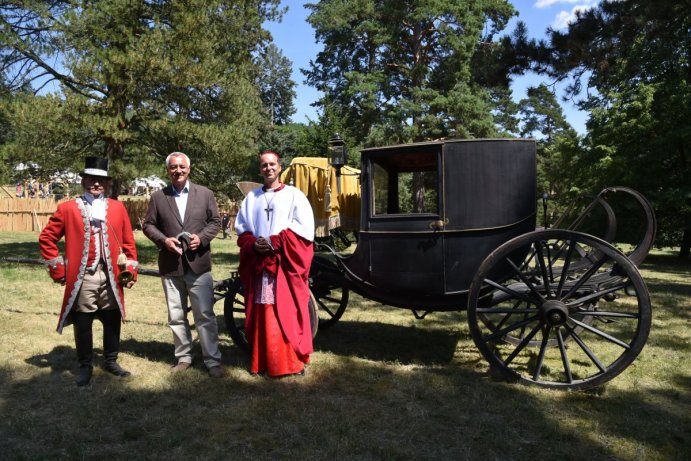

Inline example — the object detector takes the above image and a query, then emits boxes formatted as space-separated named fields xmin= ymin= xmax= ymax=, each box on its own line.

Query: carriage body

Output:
xmin=223 ymin=138 xmax=656 ymax=390
xmin=336 ymin=138 xmax=536 ymax=310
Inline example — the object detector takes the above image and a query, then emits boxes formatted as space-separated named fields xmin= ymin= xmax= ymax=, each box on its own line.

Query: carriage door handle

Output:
xmin=429 ymin=219 xmax=449 ymax=230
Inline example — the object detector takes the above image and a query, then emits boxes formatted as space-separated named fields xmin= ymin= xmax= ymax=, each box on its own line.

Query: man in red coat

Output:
xmin=39 ymin=157 xmax=138 ymax=386
xmin=235 ymin=150 xmax=315 ymax=377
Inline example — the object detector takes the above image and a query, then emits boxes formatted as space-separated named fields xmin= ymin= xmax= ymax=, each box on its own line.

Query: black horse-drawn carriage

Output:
xmin=221 ymin=138 xmax=656 ymax=391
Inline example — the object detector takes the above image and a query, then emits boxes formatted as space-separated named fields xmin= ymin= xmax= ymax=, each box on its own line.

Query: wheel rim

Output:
xmin=467 ymin=229 xmax=651 ymax=390
xmin=223 ymin=279 xmax=250 ymax=353
xmin=310 ymin=257 xmax=349 ymax=329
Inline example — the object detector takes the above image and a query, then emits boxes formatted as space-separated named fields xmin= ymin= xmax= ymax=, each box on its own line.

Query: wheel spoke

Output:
xmin=534 ymin=241 xmax=553 ymax=296
xmin=506 ymin=256 xmax=547 ymax=303
xmin=483 ymin=315 xmax=539 ymax=342
xmin=518 ymin=246 xmax=539 ymax=273
xmin=556 ymin=239 xmax=578 ymax=298
xmin=316 ymin=298 xmax=336 ymax=317
xmin=565 ymin=325 xmax=607 ymax=373
xmin=561 ymin=256 xmax=608 ymax=299
xmin=482 ymin=278 xmax=533 ymax=303
xmin=565 ymin=282 xmax=631 ymax=307
xmin=503 ymin=322 xmax=542 ymax=365
xmin=570 ymin=317 xmax=632 ymax=349
xmin=556 ymin=328 xmax=573 ymax=383
xmin=532 ymin=326 xmax=552 ymax=381
xmin=576 ymin=310 xmax=639 ymax=319
xmin=492 ymin=300 xmax=524 ymax=330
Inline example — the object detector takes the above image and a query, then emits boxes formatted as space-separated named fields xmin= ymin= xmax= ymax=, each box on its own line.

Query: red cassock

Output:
xmin=238 ymin=229 xmax=314 ymax=375
xmin=39 ymin=198 xmax=138 ymax=333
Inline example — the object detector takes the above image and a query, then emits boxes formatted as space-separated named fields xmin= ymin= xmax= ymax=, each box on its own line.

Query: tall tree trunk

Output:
xmin=105 ymin=139 xmax=124 ymax=200
xmin=412 ymin=172 xmax=425 ymax=213
xmin=680 ymin=228 xmax=690 ymax=259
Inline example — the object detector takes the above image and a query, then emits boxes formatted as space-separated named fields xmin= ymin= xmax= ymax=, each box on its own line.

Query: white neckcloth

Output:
xmin=84 ymin=192 xmax=106 ymax=222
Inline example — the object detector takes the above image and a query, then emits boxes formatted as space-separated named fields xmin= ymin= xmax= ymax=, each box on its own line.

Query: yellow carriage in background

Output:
xmin=280 ymin=157 xmax=361 ymax=238
xmin=235 ymin=157 xmax=361 ymax=239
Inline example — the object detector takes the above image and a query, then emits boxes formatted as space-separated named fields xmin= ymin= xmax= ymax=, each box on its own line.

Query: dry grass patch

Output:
xmin=0 ymin=231 xmax=689 ymax=460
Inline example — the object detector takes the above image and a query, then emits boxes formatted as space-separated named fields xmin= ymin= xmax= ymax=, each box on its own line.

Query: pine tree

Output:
xmin=1 ymin=0 xmax=281 ymax=197
xmin=538 ymin=0 xmax=691 ymax=255
xmin=304 ymin=0 xmax=518 ymax=146
xmin=257 ymin=44 xmax=297 ymax=126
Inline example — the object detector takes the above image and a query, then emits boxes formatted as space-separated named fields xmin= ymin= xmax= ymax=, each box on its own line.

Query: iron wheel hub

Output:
xmin=541 ymin=299 xmax=569 ymax=327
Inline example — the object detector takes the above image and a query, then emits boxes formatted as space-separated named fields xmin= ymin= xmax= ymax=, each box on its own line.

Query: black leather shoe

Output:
xmin=104 ymin=362 xmax=131 ymax=378
xmin=76 ymin=366 xmax=93 ymax=386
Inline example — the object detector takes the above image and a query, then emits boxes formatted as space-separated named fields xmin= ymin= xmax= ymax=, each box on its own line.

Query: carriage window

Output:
xmin=371 ymin=151 xmax=438 ymax=215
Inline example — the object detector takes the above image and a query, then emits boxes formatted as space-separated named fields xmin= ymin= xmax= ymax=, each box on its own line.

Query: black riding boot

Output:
xmin=73 ymin=312 xmax=95 ymax=386
xmin=100 ymin=308 xmax=131 ymax=378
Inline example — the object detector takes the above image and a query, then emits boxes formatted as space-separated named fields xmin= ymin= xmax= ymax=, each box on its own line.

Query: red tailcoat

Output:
xmin=238 ymin=229 xmax=314 ymax=356
xmin=39 ymin=197 xmax=138 ymax=333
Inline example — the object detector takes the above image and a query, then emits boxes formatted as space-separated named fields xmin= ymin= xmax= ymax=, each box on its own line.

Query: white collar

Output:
xmin=173 ymin=181 xmax=190 ymax=195
xmin=83 ymin=193 xmax=106 ymax=222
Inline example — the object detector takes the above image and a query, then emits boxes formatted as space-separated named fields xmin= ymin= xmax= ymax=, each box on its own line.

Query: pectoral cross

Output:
xmin=264 ymin=205 xmax=273 ymax=221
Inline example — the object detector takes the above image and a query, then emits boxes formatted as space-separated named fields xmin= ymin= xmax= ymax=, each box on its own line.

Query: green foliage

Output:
xmin=516 ymin=84 xmax=581 ymax=211
xmin=0 ymin=80 xmax=12 ymax=182
xmin=257 ymin=43 xmax=297 ymax=126
xmin=304 ymin=0 xmax=518 ymax=146
xmin=490 ymin=86 xmax=521 ymax=137
xmin=518 ymin=84 xmax=573 ymax=141
xmin=0 ymin=0 xmax=282 ymax=197
xmin=540 ymin=0 xmax=691 ymax=250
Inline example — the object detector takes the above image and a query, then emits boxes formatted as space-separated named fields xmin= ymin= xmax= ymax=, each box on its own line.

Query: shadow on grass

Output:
xmin=313 ymin=319 xmax=460 ymax=365
xmin=646 ymin=279 xmax=691 ymax=298
xmin=589 ymin=386 xmax=690 ymax=455
xmin=23 ymin=336 xmax=248 ymax=378
xmin=5 ymin=341 xmax=688 ymax=460
xmin=641 ymin=252 xmax=691 ymax=276
xmin=0 ymin=240 xmax=44 ymax=259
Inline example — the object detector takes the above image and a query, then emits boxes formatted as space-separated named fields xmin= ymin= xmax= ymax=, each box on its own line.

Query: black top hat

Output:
xmin=81 ymin=157 xmax=110 ymax=178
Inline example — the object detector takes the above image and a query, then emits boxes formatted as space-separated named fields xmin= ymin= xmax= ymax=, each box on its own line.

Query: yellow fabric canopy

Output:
xmin=281 ymin=157 xmax=361 ymax=237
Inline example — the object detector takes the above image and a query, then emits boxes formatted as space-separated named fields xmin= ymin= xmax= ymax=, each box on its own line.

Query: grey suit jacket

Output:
xmin=143 ymin=182 xmax=221 ymax=276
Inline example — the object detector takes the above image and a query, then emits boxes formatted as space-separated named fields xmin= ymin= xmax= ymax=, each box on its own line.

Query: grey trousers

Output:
xmin=161 ymin=270 xmax=222 ymax=368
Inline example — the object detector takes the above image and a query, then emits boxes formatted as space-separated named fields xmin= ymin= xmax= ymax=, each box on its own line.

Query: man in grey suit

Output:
xmin=143 ymin=152 xmax=223 ymax=378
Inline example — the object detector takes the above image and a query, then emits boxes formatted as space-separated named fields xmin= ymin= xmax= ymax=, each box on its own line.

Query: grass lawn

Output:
xmin=0 ymin=230 xmax=689 ymax=460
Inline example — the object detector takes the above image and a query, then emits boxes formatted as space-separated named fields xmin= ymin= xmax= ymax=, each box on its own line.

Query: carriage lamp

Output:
xmin=542 ymin=192 xmax=549 ymax=229
xmin=328 ymin=133 xmax=346 ymax=194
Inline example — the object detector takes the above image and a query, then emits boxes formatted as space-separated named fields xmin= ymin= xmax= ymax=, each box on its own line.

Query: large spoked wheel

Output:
xmin=310 ymin=256 xmax=349 ymax=329
xmin=467 ymin=229 xmax=651 ymax=391
xmin=223 ymin=279 xmax=319 ymax=354
xmin=222 ymin=278 xmax=251 ymax=354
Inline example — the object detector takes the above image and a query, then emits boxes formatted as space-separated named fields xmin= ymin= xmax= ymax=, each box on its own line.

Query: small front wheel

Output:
xmin=310 ymin=255 xmax=349 ymax=328
xmin=223 ymin=278 xmax=250 ymax=354
xmin=223 ymin=279 xmax=319 ymax=354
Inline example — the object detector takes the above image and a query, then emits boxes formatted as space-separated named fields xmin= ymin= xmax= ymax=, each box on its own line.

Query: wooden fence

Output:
xmin=0 ymin=197 xmax=61 ymax=232
xmin=0 ymin=197 xmax=237 ymax=233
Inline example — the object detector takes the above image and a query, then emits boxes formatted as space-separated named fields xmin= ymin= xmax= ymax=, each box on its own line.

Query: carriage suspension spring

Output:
xmin=412 ymin=310 xmax=431 ymax=320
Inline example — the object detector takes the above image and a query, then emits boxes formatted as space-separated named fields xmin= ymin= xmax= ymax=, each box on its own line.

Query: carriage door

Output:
xmin=364 ymin=146 xmax=446 ymax=294
xmin=441 ymin=139 xmax=537 ymax=294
